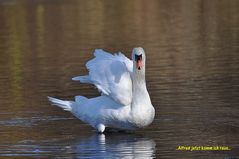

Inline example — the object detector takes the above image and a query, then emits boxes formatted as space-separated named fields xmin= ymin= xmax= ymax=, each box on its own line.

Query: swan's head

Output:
xmin=132 ymin=47 xmax=146 ymax=71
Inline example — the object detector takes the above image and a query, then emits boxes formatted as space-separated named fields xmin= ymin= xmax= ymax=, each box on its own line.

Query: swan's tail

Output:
xmin=48 ymin=96 xmax=73 ymax=111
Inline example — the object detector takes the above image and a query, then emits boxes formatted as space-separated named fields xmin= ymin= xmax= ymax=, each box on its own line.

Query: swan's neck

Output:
xmin=131 ymin=69 xmax=151 ymax=109
xmin=130 ymin=69 xmax=154 ymax=128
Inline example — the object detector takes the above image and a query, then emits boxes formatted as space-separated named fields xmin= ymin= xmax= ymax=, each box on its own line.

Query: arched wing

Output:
xmin=72 ymin=49 xmax=133 ymax=106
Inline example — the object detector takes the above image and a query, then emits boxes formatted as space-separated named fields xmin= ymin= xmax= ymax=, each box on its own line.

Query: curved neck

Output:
xmin=132 ymin=68 xmax=145 ymax=84
xmin=131 ymin=67 xmax=151 ymax=108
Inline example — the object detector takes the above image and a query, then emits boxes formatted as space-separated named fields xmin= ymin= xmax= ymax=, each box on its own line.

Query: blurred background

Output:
xmin=0 ymin=0 xmax=238 ymax=158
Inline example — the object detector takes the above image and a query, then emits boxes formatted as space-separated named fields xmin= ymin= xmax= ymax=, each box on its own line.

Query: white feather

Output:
xmin=72 ymin=49 xmax=133 ymax=106
xmin=48 ymin=96 xmax=73 ymax=111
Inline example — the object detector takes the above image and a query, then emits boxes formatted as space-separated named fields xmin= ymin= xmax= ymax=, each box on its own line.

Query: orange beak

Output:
xmin=136 ymin=59 xmax=143 ymax=70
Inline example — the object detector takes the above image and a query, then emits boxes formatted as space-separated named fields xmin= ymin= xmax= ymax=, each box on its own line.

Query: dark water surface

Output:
xmin=0 ymin=0 xmax=239 ymax=158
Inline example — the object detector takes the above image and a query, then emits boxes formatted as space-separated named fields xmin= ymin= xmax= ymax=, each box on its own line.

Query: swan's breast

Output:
xmin=130 ymin=105 xmax=155 ymax=128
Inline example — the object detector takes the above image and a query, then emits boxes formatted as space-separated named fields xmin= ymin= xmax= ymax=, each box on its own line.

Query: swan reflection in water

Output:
xmin=73 ymin=133 xmax=156 ymax=158
xmin=1 ymin=133 xmax=156 ymax=158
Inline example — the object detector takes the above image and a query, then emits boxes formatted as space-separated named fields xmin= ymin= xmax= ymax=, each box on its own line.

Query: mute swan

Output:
xmin=48 ymin=47 xmax=155 ymax=133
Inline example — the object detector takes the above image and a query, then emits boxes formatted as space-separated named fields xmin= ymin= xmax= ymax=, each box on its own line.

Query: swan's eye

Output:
xmin=135 ymin=54 xmax=142 ymax=61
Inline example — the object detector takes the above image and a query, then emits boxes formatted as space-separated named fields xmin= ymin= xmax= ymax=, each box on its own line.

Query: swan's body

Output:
xmin=48 ymin=47 xmax=155 ymax=133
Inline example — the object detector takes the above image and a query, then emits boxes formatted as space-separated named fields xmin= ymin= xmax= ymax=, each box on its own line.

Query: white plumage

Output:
xmin=72 ymin=49 xmax=133 ymax=106
xmin=48 ymin=47 xmax=155 ymax=133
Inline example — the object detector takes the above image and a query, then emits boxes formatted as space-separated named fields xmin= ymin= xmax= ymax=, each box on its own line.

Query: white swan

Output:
xmin=48 ymin=47 xmax=155 ymax=133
